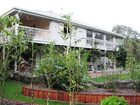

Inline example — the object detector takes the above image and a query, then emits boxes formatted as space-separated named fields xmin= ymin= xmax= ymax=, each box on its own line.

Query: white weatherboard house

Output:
xmin=1 ymin=8 xmax=124 ymax=72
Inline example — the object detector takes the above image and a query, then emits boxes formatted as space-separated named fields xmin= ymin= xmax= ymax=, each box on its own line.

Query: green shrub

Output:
xmin=101 ymin=96 xmax=128 ymax=105
xmin=104 ymin=74 xmax=119 ymax=92
xmin=131 ymin=64 xmax=140 ymax=92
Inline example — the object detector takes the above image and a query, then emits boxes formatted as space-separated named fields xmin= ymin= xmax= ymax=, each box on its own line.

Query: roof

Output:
xmin=1 ymin=7 xmax=124 ymax=38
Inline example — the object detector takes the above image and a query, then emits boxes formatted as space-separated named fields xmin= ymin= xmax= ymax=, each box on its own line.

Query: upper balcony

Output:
xmin=0 ymin=25 xmax=52 ymax=44
xmin=86 ymin=37 xmax=118 ymax=51
xmin=19 ymin=25 xmax=51 ymax=43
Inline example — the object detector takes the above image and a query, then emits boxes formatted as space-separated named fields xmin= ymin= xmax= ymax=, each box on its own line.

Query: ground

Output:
xmin=2 ymin=80 xmax=68 ymax=105
xmin=1 ymin=72 xmax=134 ymax=105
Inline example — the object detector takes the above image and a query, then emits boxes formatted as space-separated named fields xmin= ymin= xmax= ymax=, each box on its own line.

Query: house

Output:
xmin=1 ymin=8 xmax=124 ymax=72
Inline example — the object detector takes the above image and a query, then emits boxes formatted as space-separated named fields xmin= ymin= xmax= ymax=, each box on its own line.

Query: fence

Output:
xmin=22 ymin=86 xmax=140 ymax=105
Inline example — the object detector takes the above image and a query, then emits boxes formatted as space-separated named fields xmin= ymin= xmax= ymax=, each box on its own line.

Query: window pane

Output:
xmin=63 ymin=24 xmax=70 ymax=34
xmin=106 ymin=35 xmax=113 ymax=42
xmin=95 ymin=33 xmax=104 ymax=39
xmin=87 ymin=30 xmax=93 ymax=37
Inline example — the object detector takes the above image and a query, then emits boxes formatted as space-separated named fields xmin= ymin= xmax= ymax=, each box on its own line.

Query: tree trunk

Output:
xmin=31 ymin=42 xmax=34 ymax=105
xmin=0 ymin=80 xmax=5 ymax=105
xmin=46 ymin=76 xmax=50 ymax=105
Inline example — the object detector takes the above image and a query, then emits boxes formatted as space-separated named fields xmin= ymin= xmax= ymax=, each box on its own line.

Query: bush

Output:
xmin=101 ymin=96 xmax=128 ymax=105
xmin=131 ymin=64 xmax=140 ymax=92
xmin=104 ymin=74 xmax=119 ymax=92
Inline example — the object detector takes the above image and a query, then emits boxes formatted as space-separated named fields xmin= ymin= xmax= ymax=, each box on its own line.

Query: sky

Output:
xmin=0 ymin=0 xmax=140 ymax=32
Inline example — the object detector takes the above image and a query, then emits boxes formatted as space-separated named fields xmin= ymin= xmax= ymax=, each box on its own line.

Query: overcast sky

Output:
xmin=0 ymin=0 xmax=140 ymax=32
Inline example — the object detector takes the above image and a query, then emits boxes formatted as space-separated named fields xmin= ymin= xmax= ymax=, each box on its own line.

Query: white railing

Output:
xmin=95 ymin=39 xmax=104 ymax=43
xmin=94 ymin=39 xmax=104 ymax=49
xmin=86 ymin=37 xmax=93 ymax=45
xmin=106 ymin=41 xmax=115 ymax=50
xmin=19 ymin=26 xmax=51 ymax=43
xmin=94 ymin=39 xmax=115 ymax=51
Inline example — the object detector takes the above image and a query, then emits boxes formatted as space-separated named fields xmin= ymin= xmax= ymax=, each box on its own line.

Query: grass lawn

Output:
xmin=2 ymin=73 xmax=131 ymax=104
xmin=3 ymin=80 xmax=68 ymax=105
xmin=93 ymin=73 xmax=131 ymax=83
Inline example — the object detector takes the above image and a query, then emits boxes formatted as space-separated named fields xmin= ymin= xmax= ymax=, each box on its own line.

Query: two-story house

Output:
xmin=1 ymin=8 xmax=124 ymax=72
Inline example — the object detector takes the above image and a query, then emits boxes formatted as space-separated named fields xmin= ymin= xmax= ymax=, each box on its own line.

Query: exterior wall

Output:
xmin=49 ymin=21 xmax=65 ymax=45
xmin=72 ymin=28 xmax=87 ymax=48
xmin=19 ymin=16 xmax=123 ymax=51
xmin=49 ymin=21 xmax=87 ymax=48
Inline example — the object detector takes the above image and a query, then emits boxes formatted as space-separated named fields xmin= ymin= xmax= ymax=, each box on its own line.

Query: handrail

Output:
xmin=19 ymin=25 xmax=51 ymax=32
xmin=95 ymin=39 xmax=104 ymax=43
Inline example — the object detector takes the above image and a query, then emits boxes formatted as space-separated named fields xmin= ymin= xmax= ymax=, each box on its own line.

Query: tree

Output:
xmin=113 ymin=25 xmax=140 ymax=91
xmin=116 ymin=45 xmax=127 ymax=70
xmin=35 ymin=43 xmax=63 ymax=105
xmin=112 ymin=25 xmax=140 ymax=69
xmin=60 ymin=14 xmax=89 ymax=105
xmin=112 ymin=25 xmax=140 ymax=38
xmin=125 ymin=37 xmax=140 ymax=91
xmin=36 ymin=14 xmax=89 ymax=105
xmin=0 ymin=16 xmax=29 ymax=104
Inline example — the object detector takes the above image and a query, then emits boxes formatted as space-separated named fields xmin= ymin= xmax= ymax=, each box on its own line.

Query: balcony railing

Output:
xmin=86 ymin=37 xmax=93 ymax=45
xmin=86 ymin=38 xmax=116 ymax=50
xmin=94 ymin=39 xmax=104 ymax=49
xmin=19 ymin=26 xmax=51 ymax=43
xmin=106 ymin=41 xmax=115 ymax=50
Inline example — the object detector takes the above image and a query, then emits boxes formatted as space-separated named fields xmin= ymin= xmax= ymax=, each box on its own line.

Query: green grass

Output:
xmin=3 ymin=80 xmax=68 ymax=105
xmin=93 ymin=73 xmax=131 ymax=83
xmin=2 ymin=73 xmax=131 ymax=104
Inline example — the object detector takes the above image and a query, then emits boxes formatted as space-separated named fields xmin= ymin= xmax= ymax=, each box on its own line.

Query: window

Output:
xmin=64 ymin=24 xmax=70 ymax=34
xmin=87 ymin=30 xmax=93 ymax=37
xmin=95 ymin=32 xmax=104 ymax=39
xmin=106 ymin=35 xmax=113 ymax=42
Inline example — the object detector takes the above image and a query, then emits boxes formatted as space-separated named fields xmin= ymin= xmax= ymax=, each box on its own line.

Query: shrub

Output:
xmin=101 ymin=96 xmax=128 ymax=105
xmin=104 ymin=74 xmax=119 ymax=92
xmin=131 ymin=64 xmax=140 ymax=92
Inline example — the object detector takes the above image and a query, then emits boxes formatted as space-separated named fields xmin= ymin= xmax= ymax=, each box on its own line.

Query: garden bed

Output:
xmin=22 ymin=86 xmax=140 ymax=105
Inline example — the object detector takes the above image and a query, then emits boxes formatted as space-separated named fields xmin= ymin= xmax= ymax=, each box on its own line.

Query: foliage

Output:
xmin=125 ymin=37 xmax=140 ymax=91
xmin=113 ymin=25 xmax=140 ymax=91
xmin=0 ymin=16 xmax=29 ymax=104
xmin=126 ymin=55 xmax=140 ymax=91
xmin=61 ymin=49 xmax=89 ymax=92
xmin=90 ymin=49 xmax=103 ymax=63
xmin=35 ymin=43 xmax=61 ymax=105
xmin=112 ymin=25 xmax=140 ymax=69
xmin=36 ymin=44 xmax=89 ymax=105
xmin=104 ymin=74 xmax=119 ymax=92
xmin=124 ymin=37 xmax=140 ymax=62
xmin=101 ymin=96 xmax=128 ymax=105
xmin=36 ymin=14 xmax=89 ymax=105
xmin=112 ymin=25 xmax=140 ymax=38
xmin=116 ymin=45 xmax=127 ymax=69
xmin=36 ymin=43 xmax=63 ymax=87
xmin=93 ymin=73 xmax=130 ymax=83
xmin=132 ymin=64 xmax=140 ymax=91
xmin=60 ymin=14 xmax=89 ymax=105
xmin=103 ymin=51 xmax=119 ymax=92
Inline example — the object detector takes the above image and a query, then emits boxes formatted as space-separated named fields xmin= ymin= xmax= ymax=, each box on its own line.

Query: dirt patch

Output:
xmin=81 ymin=88 xmax=140 ymax=95
xmin=0 ymin=99 xmax=37 ymax=105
